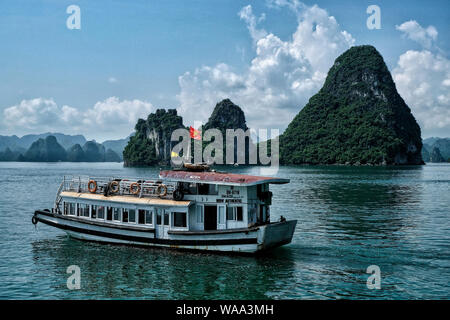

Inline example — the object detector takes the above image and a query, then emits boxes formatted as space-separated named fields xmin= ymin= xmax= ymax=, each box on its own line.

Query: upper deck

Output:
xmin=159 ymin=170 xmax=290 ymax=187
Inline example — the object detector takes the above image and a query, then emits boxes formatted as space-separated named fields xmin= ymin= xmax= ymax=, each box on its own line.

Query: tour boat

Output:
xmin=32 ymin=166 xmax=297 ymax=253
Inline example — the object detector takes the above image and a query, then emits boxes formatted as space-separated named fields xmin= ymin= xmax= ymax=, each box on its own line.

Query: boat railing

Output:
xmin=61 ymin=175 xmax=177 ymax=199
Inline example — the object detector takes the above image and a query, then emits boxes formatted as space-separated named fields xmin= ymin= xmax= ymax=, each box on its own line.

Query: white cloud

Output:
xmin=2 ymin=97 xmax=153 ymax=140
xmin=238 ymin=5 xmax=267 ymax=44
xmin=108 ymin=77 xmax=118 ymax=83
xmin=177 ymin=3 xmax=354 ymax=130
xmin=396 ymin=20 xmax=438 ymax=49
xmin=393 ymin=50 xmax=450 ymax=136
xmin=3 ymin=98 xmax=60 ymax=131
xmin=392 ymin=20 xmax=450 ymax=137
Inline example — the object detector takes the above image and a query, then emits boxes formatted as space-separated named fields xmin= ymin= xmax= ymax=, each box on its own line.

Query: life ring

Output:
xmin=109 ymin=181 xmax=120 ymax=193
xmin=130 ymin=182 xmax=141 ymax=195
xmin=32 ymin=216 xmax=38 ymax=225
xmin=156 ymin=184 xmax=168 ymax=197
xmin=88 ymin=180 xmax=97 ymax=193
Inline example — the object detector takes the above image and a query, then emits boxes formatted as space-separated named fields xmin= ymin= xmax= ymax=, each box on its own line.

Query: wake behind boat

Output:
xmin=32 ymin=165 xmax=297 ymax=253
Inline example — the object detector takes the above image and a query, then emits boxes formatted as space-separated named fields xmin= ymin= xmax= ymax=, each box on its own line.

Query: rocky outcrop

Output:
xmin=429 ymin=147 xmax=445 ymax=162
xmin=66 ymin=144 xmax=86 ymax=162
xmin=280 ymin=45 xmax=423 ymax=165
xmin=123 ymin=109 xmax=184 ymax=166
xmin=203 ymin=99 xmax=253 ymax=164
xmin=23 ymin=136 xmax=67 ymax=162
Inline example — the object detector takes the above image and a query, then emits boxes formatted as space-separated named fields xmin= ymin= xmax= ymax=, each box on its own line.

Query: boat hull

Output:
xmin=33 ymin=210 xmax=297 ymax=254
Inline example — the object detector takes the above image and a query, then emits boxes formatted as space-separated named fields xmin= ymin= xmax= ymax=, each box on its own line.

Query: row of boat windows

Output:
xmin=195 ymin=206 xmax=244 ymax=224
xmin=63 ymin=202 xmax=187 ymax=228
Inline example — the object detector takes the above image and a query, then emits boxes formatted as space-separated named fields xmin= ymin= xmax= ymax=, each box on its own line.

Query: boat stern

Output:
xmin=257 ymin=220 xmax=297 ymax=251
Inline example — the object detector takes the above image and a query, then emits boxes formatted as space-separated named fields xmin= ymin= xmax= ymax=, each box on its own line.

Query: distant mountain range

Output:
xmin=0 ymin=132 xmax=132 ymax=162
xmin=422 ymin=137 xmax=450 ymax=162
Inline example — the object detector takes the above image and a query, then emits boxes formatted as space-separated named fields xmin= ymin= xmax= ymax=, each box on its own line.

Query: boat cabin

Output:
xmin=55 ymin=170 xmax=289 ymax=238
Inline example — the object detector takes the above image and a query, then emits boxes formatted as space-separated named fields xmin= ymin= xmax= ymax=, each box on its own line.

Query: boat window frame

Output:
xmin=113 ymin=207 xmax=121 ymax=222
xmin=122 ymin=208 xmax=129 ymax=223
xmin=91 ymin=205 xmax=97 ymax=219
xmin=145 ymin=209 xmax=153 ymax=226
xmin=156 ymin=208 xmax=162 ymax=225
xmin=129 ymin=208 xmax=136 ymax=224
xmin=171 ymin=211 xmax=187 ymax=228
xmin=97 ymin=205 xmax=105 ymax=220
xmin=163 ymin=210 xmax=169 ymax=226
xmin=226 ymin=206 xmax=244 ymax=221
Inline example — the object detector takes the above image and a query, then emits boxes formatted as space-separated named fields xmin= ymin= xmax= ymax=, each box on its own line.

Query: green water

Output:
xmin=0 ymin=162 xmax=449 ymax=299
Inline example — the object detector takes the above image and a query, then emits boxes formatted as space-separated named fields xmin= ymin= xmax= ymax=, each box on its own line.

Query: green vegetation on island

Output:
xmin=279 ymin=45 xmax=423 ymax=165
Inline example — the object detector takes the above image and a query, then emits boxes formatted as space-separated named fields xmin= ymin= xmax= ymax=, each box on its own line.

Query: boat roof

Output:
xmin=159 ymin=170 xmax=290 ymax=186
xmin=60 ymin=191 xmax=192 ymax=207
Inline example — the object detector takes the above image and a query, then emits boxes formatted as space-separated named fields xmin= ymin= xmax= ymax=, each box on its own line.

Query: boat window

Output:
xmin=172 ymin=212 xmax=187 ymax=228
xmin=183 ymin=182 xmax=197 ymax=194
xmin=129 ymin=209 xmax=136 ymax=223
xmin=91 ymin=205 xmax=97 ymax=219
xmin=156 ymin=209 xmax=162 ymax=225
xmin=145 ymin=210 xmax=153 ymax=225
xmin=209 ymin=184 xmax=218 ymax=195
xmin=122 ymin=208 xmax=129 ymax=223
xmin=227 ymin=206 xmax=243 ymax=221
xmin=77 ymin=204 xmax=82 ymax=216
xmin=107 ymin=207 xmax=113 ymax=221
xmin=78 ymin=204 xmax=89 ymax=217
xmin=227 ymin=207 xmax=235 ymax=220
xmin=69 ymin=203 xmax=76 ymax=216
xmin=64 ymin=202 xmax=74 ymax=215
xmin=198 ymin=183 xmax=209 ymax=195
xmin=97 ymin=206 xmax=105 ymax=219
xmin=164 ymin=211 xmax=169 ymax=226
xmin=236 ymin=207 xmax=243 ymax=221
xmin=113 ymin=208 xmax=120 ymax=221
xmin=196 ymin=206 xmax=204 ymax=223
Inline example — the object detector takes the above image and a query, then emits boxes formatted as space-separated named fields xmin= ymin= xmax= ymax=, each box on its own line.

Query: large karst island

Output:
xmin=280 ymin=45 xmax=423 ymax=165
xmin=122 ymin=45 xmax=425 ymax=167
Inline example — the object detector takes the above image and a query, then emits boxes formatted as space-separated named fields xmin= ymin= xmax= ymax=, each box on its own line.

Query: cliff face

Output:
xmin=429 ymin=147 xmax=446 ymax=162
xmin=280 ymin=45 xmax=423 ymax=165
xmin=123 ymin=109 xmax=184 ymax=166
xmin=203 ymin=99 xmax=248 ymax=133
xmin=203 ymin=99 xmax=252 ymax=164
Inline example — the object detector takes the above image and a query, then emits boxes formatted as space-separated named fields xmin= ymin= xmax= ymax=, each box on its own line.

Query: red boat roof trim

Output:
xmin=159 ymin=170 xmax=289 ymax=186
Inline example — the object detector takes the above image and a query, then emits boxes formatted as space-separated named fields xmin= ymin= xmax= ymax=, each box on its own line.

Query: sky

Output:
xmin=0 ymin=0 xmax=449 ymax=141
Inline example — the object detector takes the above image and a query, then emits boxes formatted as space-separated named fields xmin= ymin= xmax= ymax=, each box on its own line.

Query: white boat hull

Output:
xmin=34 ymin=210 xmax=297 ymax=254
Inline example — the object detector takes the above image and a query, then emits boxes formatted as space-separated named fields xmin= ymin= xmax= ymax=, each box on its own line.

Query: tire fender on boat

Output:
xmin=32 ymin=216 xmax=38 ymax=225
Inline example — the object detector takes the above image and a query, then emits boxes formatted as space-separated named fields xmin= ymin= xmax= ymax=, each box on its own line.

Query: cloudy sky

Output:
xmin=0 ymin=0 xmax=449 ymax=141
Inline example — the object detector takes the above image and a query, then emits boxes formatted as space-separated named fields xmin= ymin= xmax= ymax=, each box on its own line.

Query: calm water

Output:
xmin=0 ymin=162 xmax=449 ymax=299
